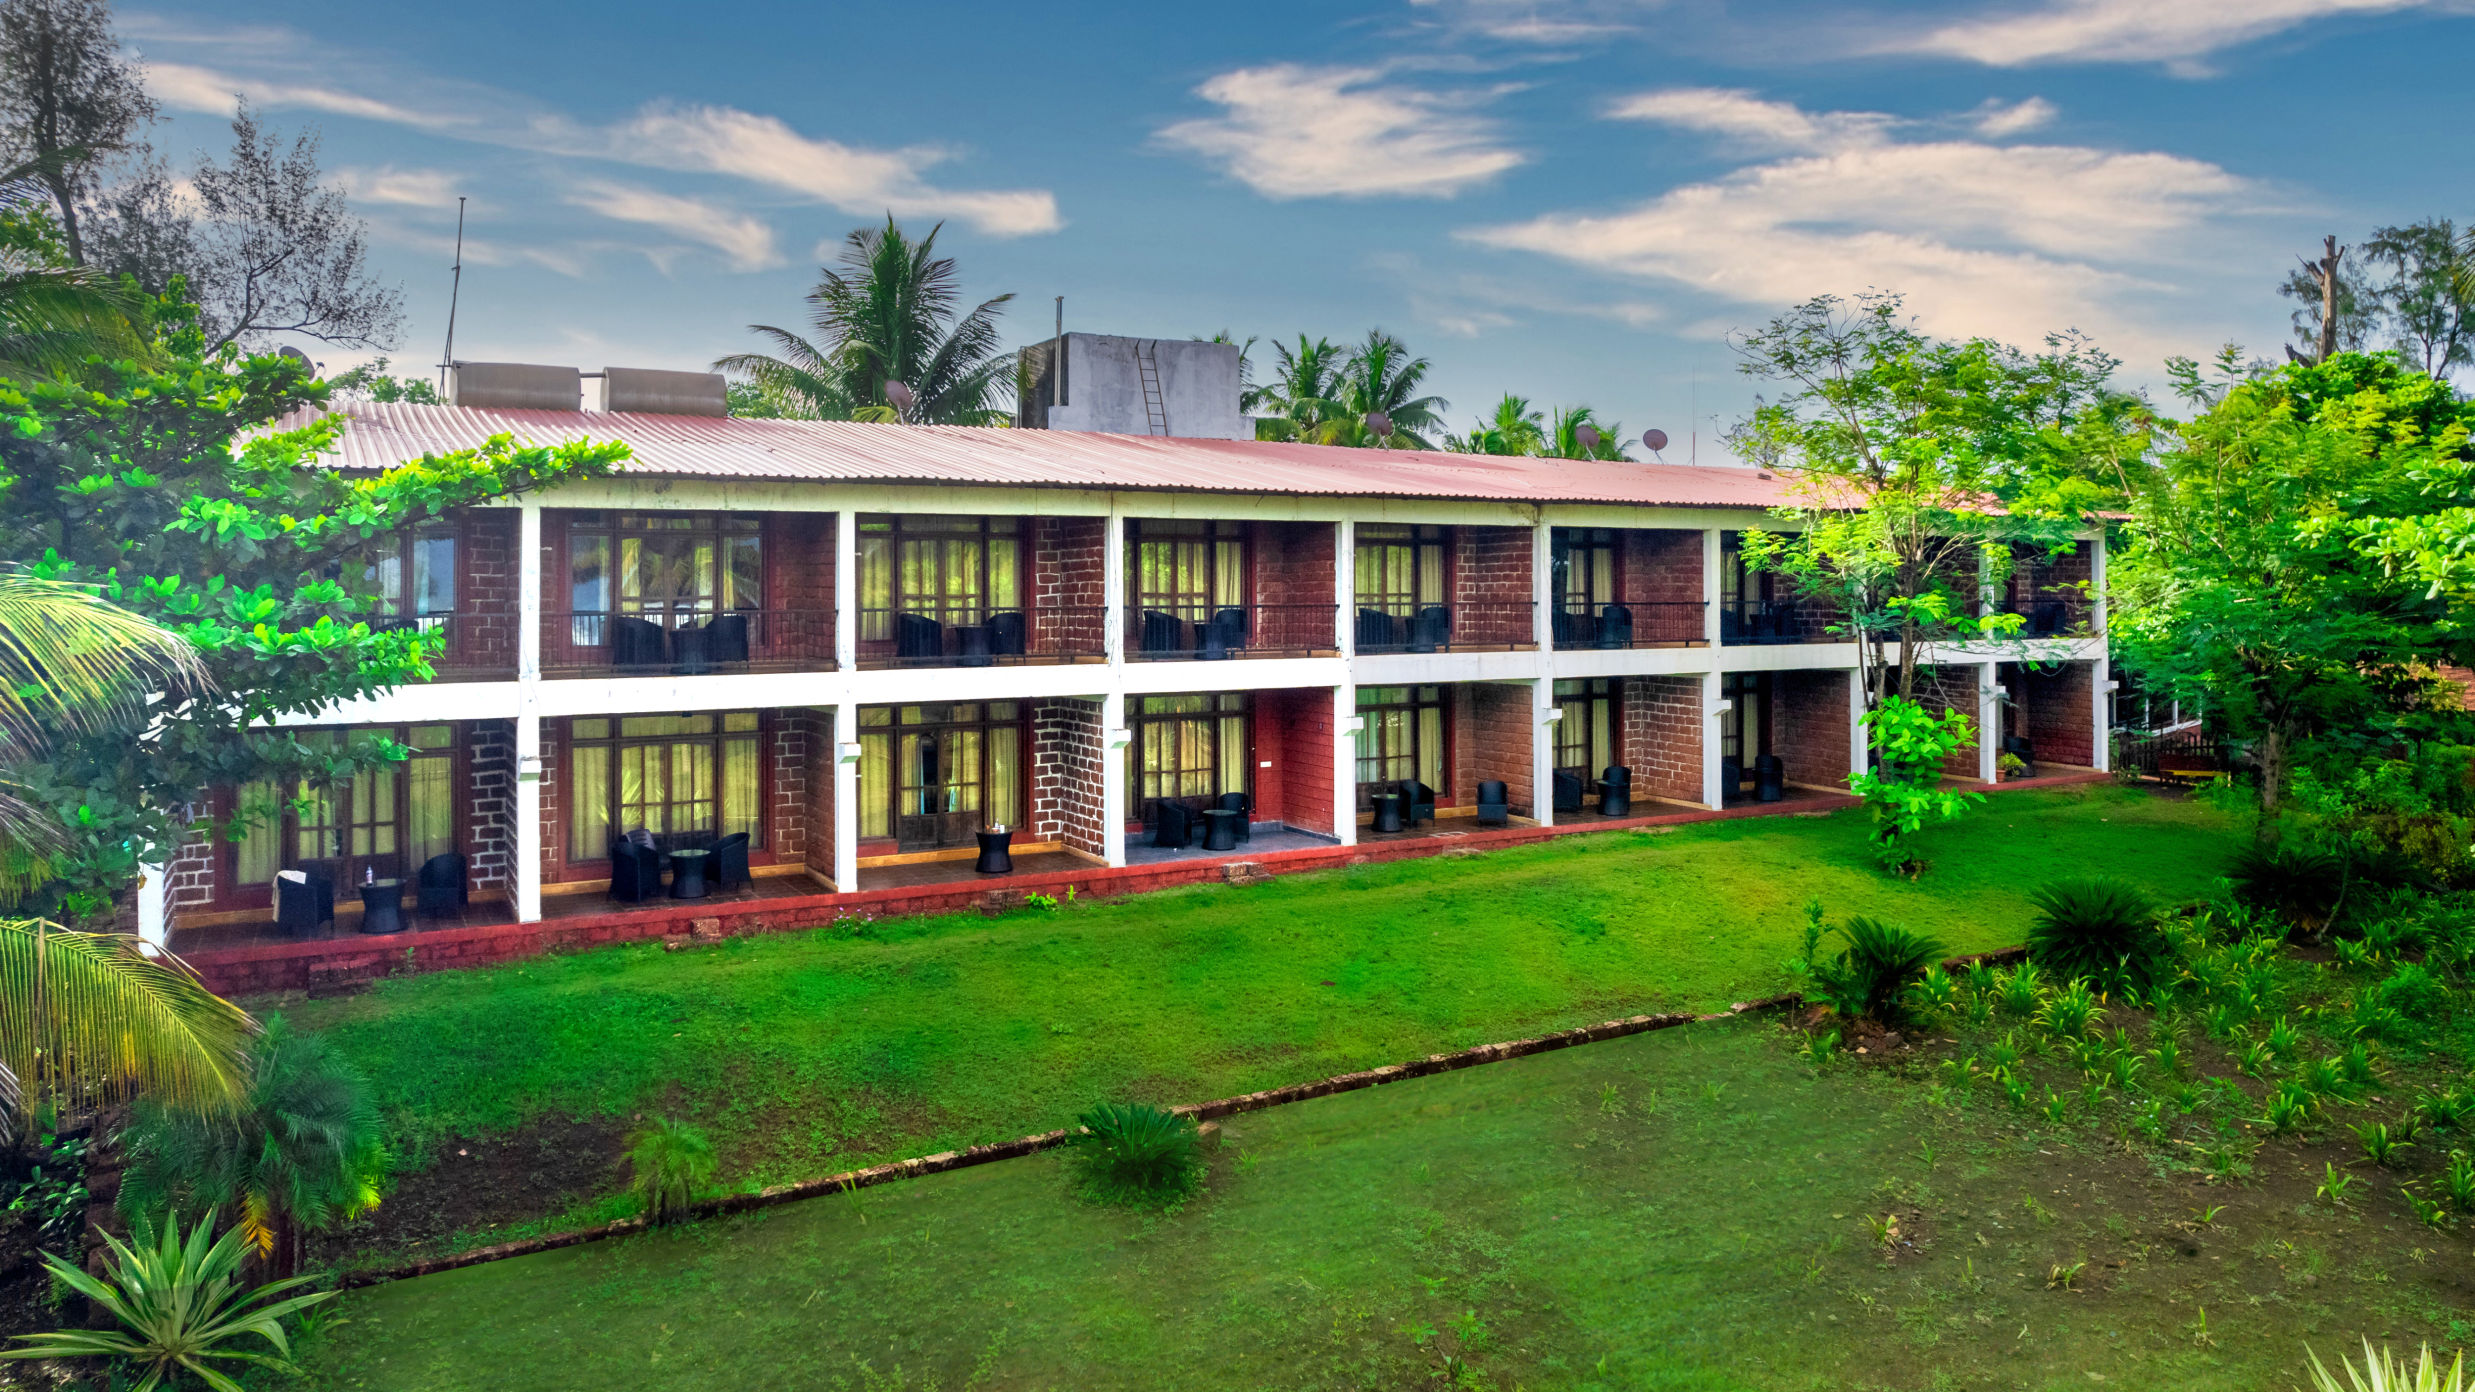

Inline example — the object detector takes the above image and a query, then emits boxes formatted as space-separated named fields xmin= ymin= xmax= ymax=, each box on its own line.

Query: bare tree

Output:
xmin=0 ymin=0 xmax=154 ymax=264
xmin=2278 ymin=234 xmax=2375 ymax=366
xmin=91 ymin=102 xmax=402 ymax=352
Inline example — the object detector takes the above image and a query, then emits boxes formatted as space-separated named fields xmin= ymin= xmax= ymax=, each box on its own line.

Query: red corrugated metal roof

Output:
xmin=279 ymin=402 xmax=1796 ymax=510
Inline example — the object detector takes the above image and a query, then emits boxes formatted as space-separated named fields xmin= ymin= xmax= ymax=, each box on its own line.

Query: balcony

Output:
xmin=1997 ymin=591 xmax=2095 ymax=638
xmin=1719 ymin=600 xmax=1842 ymax=646
xmin=1550 ymin=601 xmax=1706 ymax=650
xmin=374 ymin=612 xmax=517 ymax=681
xmin=1353 ymin=601 xmax=1535 ymax=655
xmin=856 ymin=606 xmax=1108 ymax=669
xmin=541 ymin=610 xmax=836 ymax=678
xmin=1127 ymin=603 xmax=1338 ymax=661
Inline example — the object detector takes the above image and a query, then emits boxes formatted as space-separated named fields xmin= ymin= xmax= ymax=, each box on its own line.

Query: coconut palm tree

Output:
xmin=1332 ymin=330 xmax=1447 ymax=450
xmin=1544 ymin=404 xmax=1635 ymax=461
xmin=713 ymin=218 xmax=1014 ymax=426
xmin=1447 ymin=394 xmax=1548 ymax=455
xmin=0 ymin=156 xmax=150 ymax=381
xmin=1254 ymin=335 xmax=1347 ymax=442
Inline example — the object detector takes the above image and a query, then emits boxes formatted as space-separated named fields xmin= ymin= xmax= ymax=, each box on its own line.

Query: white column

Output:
xmin=834 ymin=510 xmax=857 ymax=672
xmin=1978 ymin=660 xmax=2001 ymax=785
xmin=1532 ymin=519 xmax=1554 ymax=655
xmin=136 ymin=860 xmax=168 ymax=951
xmin=514 ymin=501 xmax=544 ymax=923
xmin=1531 ymin=680 xmax=1557 ymax=827
xmin=1101 ymin=691 xmax=1128 ymax=867
xmin=1702 ymin=528 xmax=1723 ymax=647
xmin=1846 ymin=667 xmax=1869 ymax=781
xmin=2089 ymin=529 xmax=2108 ymax=639
xmin=833 ymin=702 xmax=859 ymax=891
xmin=2089 ymin=529 xmax=2112 ymax=773
xmin=1701 ymin=669 xmax=1727 ymax=809
xmin=1333 ymin=684 xmax=1359 ymax=846
xmin=1103 ymin=508 xmax=1126 ymax=669
xmin=1334 ymin=520 xmax=1356 ymax=659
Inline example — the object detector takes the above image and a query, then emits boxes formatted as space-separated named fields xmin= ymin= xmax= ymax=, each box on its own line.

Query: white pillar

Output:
xmin=1532 ymin=680 xmax=1557 ymax=827
xmin=2089 ymin=529 xmax=2112 ymax=773
xmin=1102 ymin=690 xmax=1128 ymax=867
xmin=1978 ymin=660 xmax=2001 ymax=785
xmin=833 ymin=702 xmax=859 ymax=891
xmin=136 ymin=860 xmax=168 ymax=951
xmin=2089 ymin=530 xmax=2108 ymax=639
xmin=514 ymin=501 xmax=543 ymax=923
xmin=1702 ymin=669 xmax=1727 ymax=809
xmin=1702 ymin=528 xmax=1723 ymax=647
xmin=834 ymin=510 xmax=857 ymax=672
xmin=1334 ymin=520 xmax=1356 ymax=659
xmin=1532 ymin=519 xmax=1554 ymax=655
xmin=1103 ymin=509 xmax=1126 ymax=669
xmin=1846 ymin=667 xmax=1869 ymax=781
xmin=1333 ymin=684 xmax=1359 ymax=846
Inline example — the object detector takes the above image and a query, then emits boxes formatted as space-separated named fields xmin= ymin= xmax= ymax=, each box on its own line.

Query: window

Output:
xmin=1550 ymin=529 xmax=1617 ymax=614
xmin=227 ymin=725 xmax=457 ymax=889
xmin=1720 ymin=673 xmax=1771 ymax=767
xmin=1127 ymin=693 xmax=1247 ymax=820
xmin=1553 ymin=679 xmax=1617 ymax=779
xmin=854 ymin=703 xmax=1025 ymax=850
xmin=366 ymin=526 xmax=458 ymax=623
xmin=1353 ymin=525 xmax=1444 ymax=617
xmin=857 ymin=515 xmax=1021 ymax=640
xmin=1131 ymin=520 xmax=1245 ymax=620
xmin=568 ymin=712 xmax=763 ymax=860
xmin=564 ymin=513 xmax=763 ymax=644
xmin=1355 ymin=685 xmax=1445 ymax=804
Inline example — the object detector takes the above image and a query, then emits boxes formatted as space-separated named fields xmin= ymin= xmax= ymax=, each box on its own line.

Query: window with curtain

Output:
xmin=1553 ymin=679 xmax=1617 ymax=778
xmin=1131 ymin=520 xmax=1245 ymax=621
xmin=567 ymin=712 xmax=763 ymax=859
xmin=1353 ymin=525 xmax=1445 ymax=617
xmin=1355 ymin=685 xmax=1445 ymax=803
xmin=365 ymin=526 xmax=459 ymax=623
xmin=1127 ymin=693 xmax=1247 ymax=817
xmin=563 ymin=513 xmax=762 ymax=645
xmin=853 ymin=703 xmax=1025 ymax=848
xmin=230 ymin=725 xmax=456 ymax=890
xmin=1551 ymin=528 xmax=1617 ymax=613
xmin=856 ymin=515 xmax=1022 ymax=641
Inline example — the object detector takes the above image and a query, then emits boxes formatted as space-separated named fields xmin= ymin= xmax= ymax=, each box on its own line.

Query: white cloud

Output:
xmin=1606 ymin=88 xmax=1897 ymax=152
xmin=1465 ymin=89 xmax=2257 ymax=359
xmin=1902 ymin=0 xmax=2451 ymax=70
xmin=1972 ymin=96 xmax=2059 ymax=136
xmin=1158 ymin=64 xmax=1524 ymax=199
xmin=141 ymin=60 xmax=466 ymax=129
xmin=563 ymin=181 xmax=781 ymax=272
xmin=1405 ymin=0 xmax=1643 ymax=42
xmin=335 ymin=166 xmax=465 ymax=209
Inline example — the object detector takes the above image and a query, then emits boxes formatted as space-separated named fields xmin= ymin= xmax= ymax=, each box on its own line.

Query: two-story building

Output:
xmin=151 ymin=342 xmax=2112 ymax=963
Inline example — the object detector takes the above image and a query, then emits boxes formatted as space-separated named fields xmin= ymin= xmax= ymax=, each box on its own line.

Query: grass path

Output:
xmin=295 ymin=787 xmax=2237 ymax=1223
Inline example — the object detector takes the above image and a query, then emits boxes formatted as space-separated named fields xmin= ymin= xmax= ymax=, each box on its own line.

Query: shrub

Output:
xmin=2229 ymin=842 xmax=2345 ymax=930
xmin=2304 ymin=1341 xmax=2468 ymax=1392
xmin=2026 ymin=879 xmax=2172 ymax=993
xmin=0 ymin=1210 xmax=334 ymax=1389
xmin=1807 ymin=917 xmax=1947 ymax=1026
xmin=626 ymin=1117 xmax=716 ymax=1224
xmin=2034 ymin=978 xmax=2105 ymax=1041
xmin=1996 ymin=960 xmax=2044 ymax=1017
xmin=2377 ymin=963 xmax=2448 ymax=1020
xmin=1066 ymin=1102 xmax=1204 ymax=1206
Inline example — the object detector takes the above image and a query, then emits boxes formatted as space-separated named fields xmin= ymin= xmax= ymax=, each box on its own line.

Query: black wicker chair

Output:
xmin=1552 ymin=771 xmax=1584 ymax=813
xmin=1475 ymin=780 xmax=1511 ymax=828
xmin=608 ymin=835 xmax=665 ymax=902
xmin=1149 ymin=800 xmax=1191 ymax=849
xmin=1598 ymin=765 xmax=1633 ymax=818
xmin=708 ymin=832 xmax=752 ymax=891
xmin=1215 ymin=791 xmax=1251 ymax=843
xmin=1398 ymin=779 xmax=1436 ymax=827
xmin=985 ymin=610 xmax=1027 ymax=657
xmin=415 ymin=853 xmax=468 ymax=919
xmin=274 ymin=867 xmax=335 ymax=938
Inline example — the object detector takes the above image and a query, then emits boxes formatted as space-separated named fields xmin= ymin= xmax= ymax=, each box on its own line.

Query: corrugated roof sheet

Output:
xmin=279 ymin=402 xmax=1798 ymax=510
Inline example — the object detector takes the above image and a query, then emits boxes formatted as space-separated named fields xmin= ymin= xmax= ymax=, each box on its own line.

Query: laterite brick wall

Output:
xmin=1253 ymin=522 xmax=1338 ymax=649
xmin=1251 ymin=688 xmax=1335 ymax=834
xmin=1031 ymin=698 xmax=1106 ymax=855
xmin=1919 ymin=666 xmax=1982 ymax=780
xmin=770 ymin=714 xmax=814 ymax=864
xmin=458 ymin=510 xmax=519 ymax=670
xmin=2018 ymin=662 xmax=2097 ymax=768
xmin=1774 ymin=670 xmax=1851 ymax=790
xmin=1035 ymin=517 xmax=1108 ymax=656
xmin=1465 ymin=684 xmax=1534 ymax=817
xmin=466 ymin=720 xmax=515 ymax=894
xmin=1454 ymin=527 xmax=1534 ymax=645
xmin=1621 ymin=675 xmax=1703 ymax=804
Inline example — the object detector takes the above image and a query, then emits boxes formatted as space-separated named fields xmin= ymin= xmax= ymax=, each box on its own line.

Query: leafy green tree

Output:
xmin=0 ymin=172 xmax=147 ymax=379
xmin=2279 ymin=235 xmax=2380 ymax=364
xmin=1331 ymin=329 xmax=1446 ymax=450
xmin=2363 ymin=219 xmax=2474 ymax=380
xmin=0 ymin=299 xmax=626 ymax=918
xmin=1445 ymin=393 xmax=1546 ymax=455
xmin=325 ymin=355 xmax=441 ymax=404
xmin=1253 ymin=334 xmax=1346 ymax=442
xmin=0 ymin=0 xmax=155 ymax=265
xmin=121 ymin=1015 xmax=386 ymax=1276
xmin=1847 ymin=696 xmax=1981 ymax=872
xmin=715 ymin=217 xmax=1013 ymax=425
xmin=2110 ymin=350 xmax=2475 ymax=820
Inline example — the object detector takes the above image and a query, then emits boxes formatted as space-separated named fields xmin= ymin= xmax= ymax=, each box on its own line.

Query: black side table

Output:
xmin=358 ymin=878 xmax=406 ymax=935
xmin=1372 ymin=793 xmax=1404 ymax=834
xmin=668 ymin=848 xmax=711 ymax=899
xmin=974 ymin=829 xmax=1014 ymax=874
xmin=1200 ymin=808 xmax=1241 ymax=852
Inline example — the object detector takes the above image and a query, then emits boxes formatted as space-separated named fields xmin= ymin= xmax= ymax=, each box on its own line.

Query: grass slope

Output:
xmin=297 ymin=787 xmax=2236 ymax=1218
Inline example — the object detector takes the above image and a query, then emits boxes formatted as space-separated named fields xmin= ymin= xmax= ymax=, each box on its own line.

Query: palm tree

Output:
xmin=1544 ymin=404 xmax=1636 ymax=461
xmin=1333 ymin=330 xmax=1448 ymax=450
xmin=713 ymin=218 xmax=1014 ymax=426
xmin=1447 ymin=394 xmax=1548 ymax=455
xmin=0 ymin=156 xmax=150 ymax=380
xmin=0 ymin=572 xmax=251 ymax=1136
xmin=120 ymin=1016 xmax=385 ymax=1277
xmin=1254 ymin=335 xmax=1347 ymax=442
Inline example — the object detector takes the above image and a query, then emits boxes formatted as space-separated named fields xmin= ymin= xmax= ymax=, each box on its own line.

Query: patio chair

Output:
xmin=1411 ymin=604 xmax=1452 ymax=652
xmin=611 ymin=615 xmax=667 ymax=667
xmin=1754 ymin=754 xmax=1786 ymax=803
xmin=2031 ymin=602 xmax=2067 ymax=637
xmin=1720 ymin=757 xmax=1745 ymax=802
xmin=415 ymin=853 xmax=468 ymax=919
xmin=1203 ymin=606 xmax=1247 ymax=659
xmin=1475 ymin=780 xmax=1510 ymax=827
xmin=608 ymin=835 xmax=665 ymax=902
xmin=274 ymin=866 xmax=335 ymax=939
xmin=669 ymin=621 xmax=713 ymax=674
xmin=1598 ymin=765 xmax=1632 ymax=818
xmin=707 ymin=611 xmax=751 ymax=664
xmin=1140 ymin=609 xmax=1187 ymax=656
xmin=895 ymin=612 xmax=944 ymax=661
xmin=1216 ymin=791 xmax=1252 ymax=843
xmin=1355 ymin=607 xmax=1397 ymax=652
xmin=1398 ymin=779 xmax=1436 ymax=828
xmin=707 ymin=832 xmax=752 ymax=892
xmin=1149 ymin=799 xmax=1191 ymax=849
xmin=985 ymin=610 xmax=1027 ymax=657
xmin=1552 ymin=770 xmax=1584 ymax=814
xmin=1596 ymin=604 xmax=1633 ymax=650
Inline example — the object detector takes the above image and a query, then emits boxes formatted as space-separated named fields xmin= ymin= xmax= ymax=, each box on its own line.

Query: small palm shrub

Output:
xmin=1807 ymin=917 xmax=1947 ymax=1026
xmin=0 ymin=1209 xmax=334 ymax=1390
xmin=2230 ymin=842 xmax=2344 ymax=930
xmin=1066 ymin=1102 xmax=1204 ymax=1206
xmin=626 ymin=1117 xmax=716 ymax=1223
xmin=2304 ymin=1340 xmax=2467 ymax=1392
xmin=2026 ymin=878 xmax=2171 ymax=993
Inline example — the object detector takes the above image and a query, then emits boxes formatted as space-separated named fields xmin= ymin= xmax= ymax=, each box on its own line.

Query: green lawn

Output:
xmin=299 ymin=1010 xmax=2449 ymax=1392
xmin=295 ymin=786 xmax=2239 ymax=1248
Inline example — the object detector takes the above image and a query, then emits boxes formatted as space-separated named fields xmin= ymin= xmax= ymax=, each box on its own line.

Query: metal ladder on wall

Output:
xmin=1134 ymin=339 xmax=1170 ymax=436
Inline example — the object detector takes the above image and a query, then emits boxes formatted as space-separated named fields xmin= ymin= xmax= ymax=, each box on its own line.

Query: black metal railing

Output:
xmin=1549 ymin=600 xmax=1706 ymax=649
xmin=542 ymin=609 xmax=835 ymax=677
xmin=1719 ymin=601 xmax=1842 ymax=645
xmin=1352 ymin=600 xmax=1535 ymax=654
xmin=1997 ymin=589 xmax=2096 ymax=637
xmin=856 ymin=605 xmax=1108 ymax=668
xmin=371 ymin=612 xmax=517 ymax=680
xmin=1126 ymin=602 xmax=1337 ymax=660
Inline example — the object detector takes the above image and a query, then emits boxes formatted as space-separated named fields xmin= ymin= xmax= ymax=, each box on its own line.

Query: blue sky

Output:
xmin=128 ymin=0 xmax=2475 ymax=458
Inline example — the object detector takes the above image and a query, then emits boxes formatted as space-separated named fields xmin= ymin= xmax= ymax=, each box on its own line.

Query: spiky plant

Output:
xmin=1809 ymin=917 xmax=1948 ymax=1026
xmin=2026 ymin=878 xmax=2171 ymax=993
xmin=626 ymin=1116 xmax=717 ymax=1224
xmin=0 ymin=1210 xmax=333 ymax=1391
xmin=1067 ymin=1102 xmax=1204 ymax=1206
xmin=2304 ymin=1339 xmax=2468 ymax=1392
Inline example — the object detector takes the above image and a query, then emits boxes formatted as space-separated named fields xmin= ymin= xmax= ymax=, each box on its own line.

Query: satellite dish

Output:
xmin=276 ymin=345 xmax=316 ymax=378
xmin=1642 ymin=427 xmax=1669 ymax=453
xmin=1576 ymin=424 xmax=1601 ymax=452
xmin=883 ymin=380 xmax=915 ymax=413
xmin=1364 ymin=410 xmax=1392 ymax=438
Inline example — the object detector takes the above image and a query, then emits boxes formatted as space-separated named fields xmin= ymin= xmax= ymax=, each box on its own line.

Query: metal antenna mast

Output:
xmin=438 ymin=196 xmax=467 ymax=396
